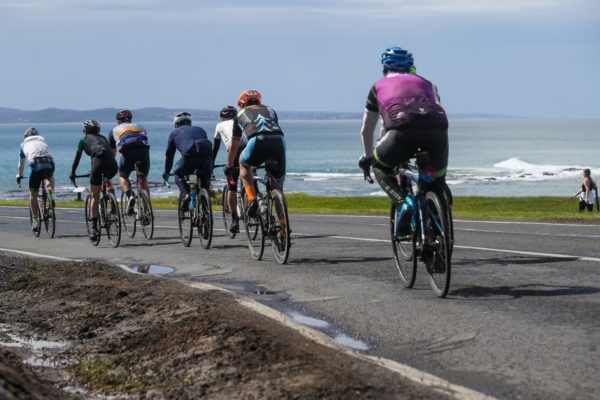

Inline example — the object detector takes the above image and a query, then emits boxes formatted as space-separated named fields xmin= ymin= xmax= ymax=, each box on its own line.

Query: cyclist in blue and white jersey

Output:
xmin=16 ymin=128 xmax=56 ymax=232
xmin=109 ymin=109 xmax=150 ymax=214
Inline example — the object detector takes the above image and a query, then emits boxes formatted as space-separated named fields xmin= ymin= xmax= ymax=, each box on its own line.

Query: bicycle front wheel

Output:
xmin=85 ymin=194 xmax=100 ymax=246
xmin=197 ymin=188 xmax=213 ymax=249
xmin=104 ymin=193 xmax=121 ymax=248
xmin=423 ymin=191 xmax=451 ymax=298
xmin=268 ymin=189 xmax=291 ymax=264
xmin=43 ymin=193 xmax=56 ymax=238
xmin=138 ymin=190 xmax=154 ymax=240
xmin=221 ymin=184 xmax=236 ymax=239
xmin=390 ymin=202 xmax=417 ymax=288
xmin=178 ymin=192 xmax=193 ymax=247
xmin=120 ymin=191 xmax=136 ymax=238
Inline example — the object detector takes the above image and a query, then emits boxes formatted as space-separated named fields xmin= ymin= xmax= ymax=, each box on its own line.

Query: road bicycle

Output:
xmin=120 ymin=161 xmax=154 ymax=240
xmin=243 ymin=160 xmax=291 ymax=264
xmin=164 ymin=174 xmax=212 ymax=248
xmin=72 ymin=174 xmax=122 ymax=248
xmin=363 ymin=152 xmax=453 ymax=298
xmin=18 ymin=176 xmax=55 ymax=238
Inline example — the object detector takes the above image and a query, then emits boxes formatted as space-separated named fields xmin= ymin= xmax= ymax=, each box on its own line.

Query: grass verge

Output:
xmin=2 ymin=194 xmax=598 ymax=222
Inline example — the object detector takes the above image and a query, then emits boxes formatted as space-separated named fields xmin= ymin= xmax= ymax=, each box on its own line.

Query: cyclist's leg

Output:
xmin=239 ymin=137 xmax=260 ymax=202
xmin=417 ymin=125 xmax=449 ymax=214
xmin=195 ymin=141 xmax=213 ymax=192
xmin=173 ymin=157 xmax=193 ymax=199
xmin=28 ymin=170 xmax=42 ymax=220
xmin=118 ymin=150 xmax=134 ymax=198
xmin=269 ymin=135 xmax=287 ymax=190
xmin=228 ymin=146 xmax=244 ymax=217
xmin=373 ymin=129 xmax=415 ymax=202
xmin=138 ymin=147 xmax=151 ymax=198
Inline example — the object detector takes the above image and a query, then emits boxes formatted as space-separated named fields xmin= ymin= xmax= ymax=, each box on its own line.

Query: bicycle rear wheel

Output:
xmin=423 ymin=191 xmax=451 ymax=298
xmin=138 ymin=190 xmax=154 ymax=240
xmin=221 ymin=184 xmax=236 ymax=239
xmin=178 ymin=192 xmax=193 ymax=247
xmin=390 ymin=202 xmax=417 ymax=288
xmin=104 ymin=192 xmax=121 ymax=248
xmin=244 ymin=196 xmax=265 ymax=260
xmin=268 ymin=189 xmax=291 ymax=264
xmin=120 ymin=191 xmax=136 ymax=238
xmin=442 ymin=188 xmax=454 ymax=260
xmin=85 ymin=194 xmax=100 ymax=246
xmin=197 ymin=188 xmax=213 ymax=249
xmin=43 ymin=193 xmax=56 ymax=238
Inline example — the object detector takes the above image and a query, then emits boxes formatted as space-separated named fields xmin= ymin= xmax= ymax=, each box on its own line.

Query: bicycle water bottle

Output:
xmin=397 ymin=197 xmax=415 ymax=235
xmin=190 ymin=191 xmax=197 ymax=210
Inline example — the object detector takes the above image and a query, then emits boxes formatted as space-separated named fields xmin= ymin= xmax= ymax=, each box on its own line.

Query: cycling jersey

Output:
xmin=232 ymin=105 xmax=283 ymax=140
xmin=214 ymin=119 xmax=247 ymax=152
xmin=18 ymin=136 xmax=54 ymax=190
xmin=365 ymin=72 xmax=446 ymax=129
xmin=109 ymin=122 xmax=148 ymax=152
xmin=71 ymin=133 xmax=117 ymax=185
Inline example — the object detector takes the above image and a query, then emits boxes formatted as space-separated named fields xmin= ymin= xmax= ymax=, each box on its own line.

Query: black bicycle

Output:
xmin=164 ymin=174 xmax=213 ymax=248
xmin=72 ymin=174 xmax=122 ymax=247
xmin=244 ymin=160 xmax=291 ymax=264
xmin=363 ymin=153 xmax=452 ymax=298
xmin=120 ymin=161 xmax=154 ymax=240
xmin=18 ymin=176 xmax=55 ymax=238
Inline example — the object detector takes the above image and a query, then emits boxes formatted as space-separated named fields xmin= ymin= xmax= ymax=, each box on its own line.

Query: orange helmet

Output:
xmin=237 ymin=89 xmax=262 ymax=108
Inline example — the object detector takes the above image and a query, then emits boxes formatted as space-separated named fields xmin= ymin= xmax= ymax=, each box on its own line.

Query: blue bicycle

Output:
xmin=364 ymin=153 xmax=452 ymax=298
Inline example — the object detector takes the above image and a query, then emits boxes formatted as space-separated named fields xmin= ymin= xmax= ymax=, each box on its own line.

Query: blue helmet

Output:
xmin=381 ymin=46 xmax=414 ymax=73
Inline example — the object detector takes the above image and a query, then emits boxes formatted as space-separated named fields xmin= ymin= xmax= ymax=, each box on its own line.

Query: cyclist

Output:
xmin=213 ymin=105 xmax=248 ymax=233
xmin=226 ymin=90 xmax=286 ymax=217
xmin=358 ymin=46 xmax=449 ymax=215
xmin=109 ymin=109 xmax=150 ymax=215
xmin=16 ymin=128 xmax=56 ymax=232
xmin=162 ymin=112 xmax=213 ymax=211
xmin=69 ymin=119 xmax=118 ymax=241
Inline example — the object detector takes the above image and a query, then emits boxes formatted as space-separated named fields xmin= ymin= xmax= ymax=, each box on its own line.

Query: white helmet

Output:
xmin=173 ymin=111 xmax=192 ymax=127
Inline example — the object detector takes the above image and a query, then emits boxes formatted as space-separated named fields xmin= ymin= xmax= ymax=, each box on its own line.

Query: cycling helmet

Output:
xmin=237 ymin=90 xmax=262 ymax=108
xmin=381 ymin=46 xmax=414 ymax=73
xmin=116 ymin=109 xmax=132 ymax=122
xmin=219 ymin=105 xmax=237 ymax=120
xmin=83 ymin=119 xmax=101 ymax=134
xmin=173 ymin=111 xmax=192 ymax=127
xmin=23 ymin=127 xmax=39 ymax=138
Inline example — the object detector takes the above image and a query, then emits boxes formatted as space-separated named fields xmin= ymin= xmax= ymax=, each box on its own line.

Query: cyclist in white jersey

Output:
xmin=213 ymin=105 xmax=247 ymax=233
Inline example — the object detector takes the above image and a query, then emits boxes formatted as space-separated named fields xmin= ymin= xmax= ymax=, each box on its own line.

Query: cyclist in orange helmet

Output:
xmin=225 ymin=90 xmax=286 ymax=217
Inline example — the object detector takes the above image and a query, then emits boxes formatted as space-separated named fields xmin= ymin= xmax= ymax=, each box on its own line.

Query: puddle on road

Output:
xmin=283 ymin=310 xmax=370 ymax=351
xmin=129 ymin=264 xmax=175 ymax=275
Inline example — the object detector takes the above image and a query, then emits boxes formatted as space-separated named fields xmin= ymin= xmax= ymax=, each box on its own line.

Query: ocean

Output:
xmin=1 ymin=118 xmax=598 ymax=200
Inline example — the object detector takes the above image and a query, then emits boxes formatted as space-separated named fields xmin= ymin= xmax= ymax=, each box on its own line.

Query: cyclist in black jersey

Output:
xmin=226 ymin=90 xmax=286 ymax=217
xmin=70 ymin=119 xmax=118 ymax=240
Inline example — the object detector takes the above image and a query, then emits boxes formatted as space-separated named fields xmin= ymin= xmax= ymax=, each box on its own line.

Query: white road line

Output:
xmin=456 ymin=227 xmax=600 ymax=239
xmin=0 ymin=247 xmax=72 ymax=261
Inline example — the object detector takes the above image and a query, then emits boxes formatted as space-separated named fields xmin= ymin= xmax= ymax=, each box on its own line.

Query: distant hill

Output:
xmin=0 ymin=107 xmax=517 ymax=123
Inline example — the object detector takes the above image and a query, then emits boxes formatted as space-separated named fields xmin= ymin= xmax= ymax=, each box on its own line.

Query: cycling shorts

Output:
xmin=173 ymin=140 xmax=213 ymax=190
xmin=240 ymin=135 xmax=286 ymax=185
xmin=119 ymin=146 xmax=150 ymax=178
xmin=90 ymin=156 xmax=118 ymax=186
xmin=29 ymin=157 xmax=55 ymax=191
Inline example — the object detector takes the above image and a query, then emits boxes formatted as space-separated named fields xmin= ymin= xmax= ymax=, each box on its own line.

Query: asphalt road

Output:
xmin=1 ymin=204 xmax=599 ymax=400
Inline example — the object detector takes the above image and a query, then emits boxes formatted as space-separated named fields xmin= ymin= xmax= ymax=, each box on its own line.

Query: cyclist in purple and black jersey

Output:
xmin=358 ymin=46 xmax=449 ymax=205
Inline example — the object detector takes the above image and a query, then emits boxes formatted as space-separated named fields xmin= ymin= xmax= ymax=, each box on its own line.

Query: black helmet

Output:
xmin=83 ymin=119 xmax=101 ymax=134
xmin=23 ymin=127 xmax=39 ymax=138
xmin=219 ymin=105 xmax=237 ymax=120
xmin=116 ymin=109 xmax=132 ymax=121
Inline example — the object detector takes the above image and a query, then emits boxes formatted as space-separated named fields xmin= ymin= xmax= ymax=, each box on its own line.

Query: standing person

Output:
xmin=162 ymin=112 xmax=213 ymax=210
xmin=69 ymin=119 xmax=118 ymax=241
xmin=109 ymin=109 xmax=150 ymax=215
xmin=226 ymin=90 xmax=286 ymax=217
xmin=358 ymin=46 xmax=449 ymax=213
xmin=573 ymin=168 xmax=597 ymax=212
xmin=16 ymin=128 xmax=56 ymax=232
xmin=213 ymin=105 xmax=247 ymax=233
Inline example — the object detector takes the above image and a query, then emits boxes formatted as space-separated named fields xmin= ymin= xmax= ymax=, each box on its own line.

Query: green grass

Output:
xmin=2 ymin=194 xmax=598 ymax=222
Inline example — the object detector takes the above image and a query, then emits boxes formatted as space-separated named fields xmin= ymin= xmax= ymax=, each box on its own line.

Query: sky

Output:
xmin=0 ymin=0 xmax=599 ymax=117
